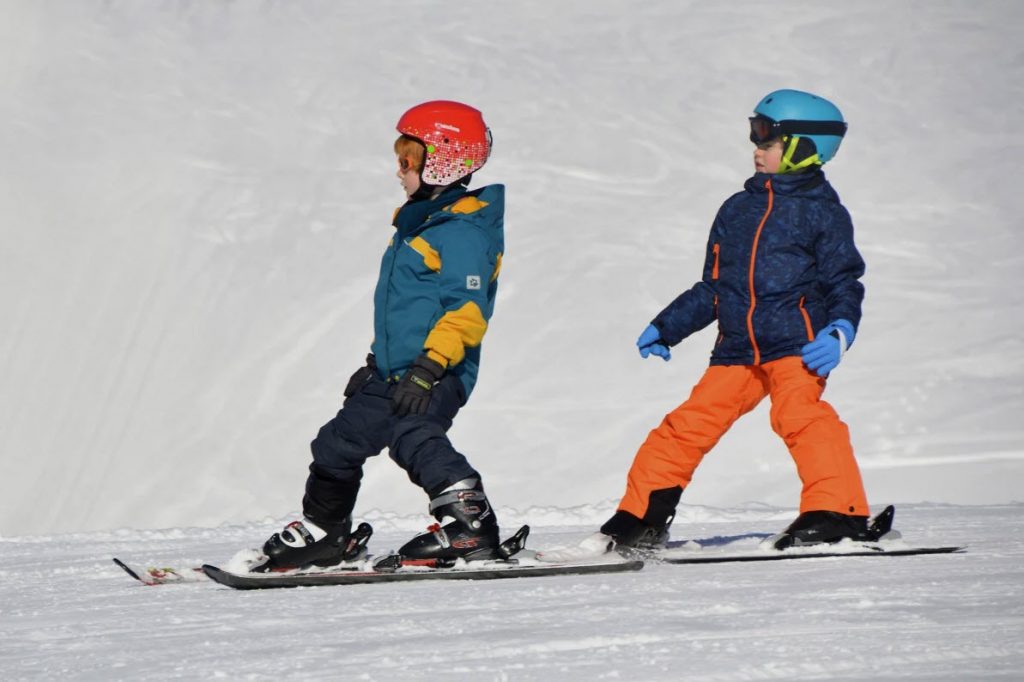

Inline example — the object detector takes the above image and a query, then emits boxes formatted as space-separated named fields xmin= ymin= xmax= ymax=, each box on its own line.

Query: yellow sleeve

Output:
xmin=424 ymin=301 xmax=488 ymax=367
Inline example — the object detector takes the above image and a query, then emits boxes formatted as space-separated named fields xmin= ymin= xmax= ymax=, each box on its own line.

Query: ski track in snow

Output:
xmin=2 ymin=504 xmax=1023 ymax=680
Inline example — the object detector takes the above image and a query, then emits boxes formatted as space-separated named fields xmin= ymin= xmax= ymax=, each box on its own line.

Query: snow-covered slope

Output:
xmin=1 ymin=1 xmax=1022 ymax=537
xmin=2 ymin=504 xmax=1021 ymax=680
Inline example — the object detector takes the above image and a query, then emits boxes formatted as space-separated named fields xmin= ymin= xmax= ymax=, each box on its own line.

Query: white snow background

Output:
xmin=1 ymin=1 xmax=1022 ymax=679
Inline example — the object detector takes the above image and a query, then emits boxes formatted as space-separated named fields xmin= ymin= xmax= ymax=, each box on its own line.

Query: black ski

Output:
xmin=202 ymin=557 xmax=644 ymax=589
xmin=661 ymin=545 xmax=964 ymax=564
xmin=659 ymin=506 xmax=964 ymax=564
xmin=202 ymin=524 xmax=642 ymax=589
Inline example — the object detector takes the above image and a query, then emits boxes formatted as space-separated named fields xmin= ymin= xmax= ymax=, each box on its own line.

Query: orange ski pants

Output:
xmin=618 ymin=356 xmax=869 ymax=519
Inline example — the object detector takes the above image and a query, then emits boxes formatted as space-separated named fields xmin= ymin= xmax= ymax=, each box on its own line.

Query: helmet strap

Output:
xmin=409 ymin=183 xmax=437 ymax=201
xmin=778 ymin=135 xmax=822 ymax=174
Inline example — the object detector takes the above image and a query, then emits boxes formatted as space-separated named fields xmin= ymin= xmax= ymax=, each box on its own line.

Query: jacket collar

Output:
xmin=392 ymin=185 xmax=468 ymax=235
xmin=745 ymin=168 xmax=830 ymax=196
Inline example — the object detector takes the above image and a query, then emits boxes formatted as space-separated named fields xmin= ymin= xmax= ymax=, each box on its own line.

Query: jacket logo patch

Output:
xmin=466 ymin=275 xmax=481 ymax=290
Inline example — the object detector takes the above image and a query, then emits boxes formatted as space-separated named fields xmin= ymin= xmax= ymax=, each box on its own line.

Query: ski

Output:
xmin=538 ymin=505 xmax=966 ymax=566
xmin=112 ymin=557 xmax=208 ymax=585
xmin=660 ymin=544 xmax=965 ymax=564
xmin=201 ymin=555 xmax=644 ymax=590
xmin=658 ymin=506 xmax=964 ymax=563
xmin=201 ymin=525 xmax=642 ymax=590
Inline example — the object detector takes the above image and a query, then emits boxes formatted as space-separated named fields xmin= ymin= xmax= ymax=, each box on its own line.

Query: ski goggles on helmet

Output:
xmin=748 ymin=114 xmax=848 ymax=144
xmin=397 ymin=155 xmax=418 ymax=173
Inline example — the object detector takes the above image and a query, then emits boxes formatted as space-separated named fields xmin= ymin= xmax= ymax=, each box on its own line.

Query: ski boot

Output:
xmin=256 ymin=516 xmax=368 ymax=572
xmin=600 ymin=509 xmax=675 ymax=558
xmin=399 ymin=478 xmax=500 ymax=563
xmin=769 ymin=510 xmax=870 ymax=550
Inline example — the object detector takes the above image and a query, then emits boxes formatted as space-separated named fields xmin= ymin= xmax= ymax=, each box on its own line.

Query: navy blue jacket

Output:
xmin=653 ymin=170 xmax=864 ymax=366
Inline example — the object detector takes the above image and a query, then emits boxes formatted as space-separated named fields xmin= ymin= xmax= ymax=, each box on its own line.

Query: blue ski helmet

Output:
xmin=750 ymin=89 xmax=847 ymax=165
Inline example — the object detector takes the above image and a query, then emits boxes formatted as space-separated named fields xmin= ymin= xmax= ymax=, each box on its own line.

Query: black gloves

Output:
xmin=343 ymin=352 xmax=447 ymax=417
xmin=344 ymin=354 xmax=377 ymax=398
xmin=392 ymin=354 xmax=446 ymax=417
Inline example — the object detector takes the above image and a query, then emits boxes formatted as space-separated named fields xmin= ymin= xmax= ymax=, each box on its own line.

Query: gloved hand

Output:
xmin=801 ymin=319 xmax=856 ymax=377
xmin=392 ymin=354 xmax=446 ymax=417
xmin=637 ymin=324 xmax=671 ymax=361
xmin=343 ymin=354 xmax=377 ymax=398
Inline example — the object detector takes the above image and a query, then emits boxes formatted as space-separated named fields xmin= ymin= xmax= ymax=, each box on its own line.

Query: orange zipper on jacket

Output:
xmin=798 ymin=295 xmax=814 ymax=341
xmin=713 ymin=246 xmax=721 ymax=345
xmin=745 ymin=179 xmax=773 ymax=364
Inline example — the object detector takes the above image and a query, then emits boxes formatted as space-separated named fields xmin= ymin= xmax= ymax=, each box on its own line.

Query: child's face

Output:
xmin=753 ymin=138 xmax=784 ymax=174
xmin=396 ymin=155 xmax=421 ymax=198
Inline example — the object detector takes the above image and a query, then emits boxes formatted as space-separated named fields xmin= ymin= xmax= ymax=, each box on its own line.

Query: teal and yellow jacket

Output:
xmin=371 ymin=184 xmax=505 ymax=398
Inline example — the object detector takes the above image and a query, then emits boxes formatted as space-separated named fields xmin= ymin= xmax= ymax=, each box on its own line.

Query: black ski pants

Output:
xmin=302 ymin=370 xmax=478 ymax=524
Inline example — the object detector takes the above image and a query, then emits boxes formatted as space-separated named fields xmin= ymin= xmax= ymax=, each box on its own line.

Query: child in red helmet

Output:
xmin=257 ymin=101 xmax=507 ymax=571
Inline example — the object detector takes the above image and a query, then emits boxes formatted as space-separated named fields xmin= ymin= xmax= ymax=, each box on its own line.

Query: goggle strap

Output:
xmin=778 ymin=119 xmax=848 ymax=137
xmin=750 ymin=116 xmax=847 ymax=141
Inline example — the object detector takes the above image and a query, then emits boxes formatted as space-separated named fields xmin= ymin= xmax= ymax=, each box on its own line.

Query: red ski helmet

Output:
xmin=396 ymin=100 xmax=492 ymax=186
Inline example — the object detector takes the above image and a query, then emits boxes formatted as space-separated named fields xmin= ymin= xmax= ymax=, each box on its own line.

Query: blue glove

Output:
xmin=801 ymin=319 xmax=856 ymax=377
xmin=637 ymin=324 xmax=671 ymax=361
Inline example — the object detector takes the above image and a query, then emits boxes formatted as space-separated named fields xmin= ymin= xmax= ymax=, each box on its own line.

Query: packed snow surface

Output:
xmin=2 ymin=503 xmax=1022 ymax=680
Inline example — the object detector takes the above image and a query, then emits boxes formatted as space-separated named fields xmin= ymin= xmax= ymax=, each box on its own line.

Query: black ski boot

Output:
xmin=600 ymin=509 xmax=675 ymax=557
xmin=399 ymin=478 xmax=500 ymax=562
xmin=258 ymin=516 xmax=358 ymax=571
xmin=771 ymin=510 xmax=870 ymax=550
xmin=599 ymin=486 xmax=682 ymax=557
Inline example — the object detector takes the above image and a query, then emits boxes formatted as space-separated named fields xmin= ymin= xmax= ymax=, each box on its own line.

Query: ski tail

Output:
xmin=113 ymin=557 xmax=144 ymax=582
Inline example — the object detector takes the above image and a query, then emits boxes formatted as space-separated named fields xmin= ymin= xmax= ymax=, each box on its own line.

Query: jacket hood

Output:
xmin=457 ymin=184 xmax=505 ymax=233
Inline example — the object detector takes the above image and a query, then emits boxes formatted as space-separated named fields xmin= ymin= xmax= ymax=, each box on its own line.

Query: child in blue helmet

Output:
xmin=590 ymin=89 xmax=874 ymax=554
